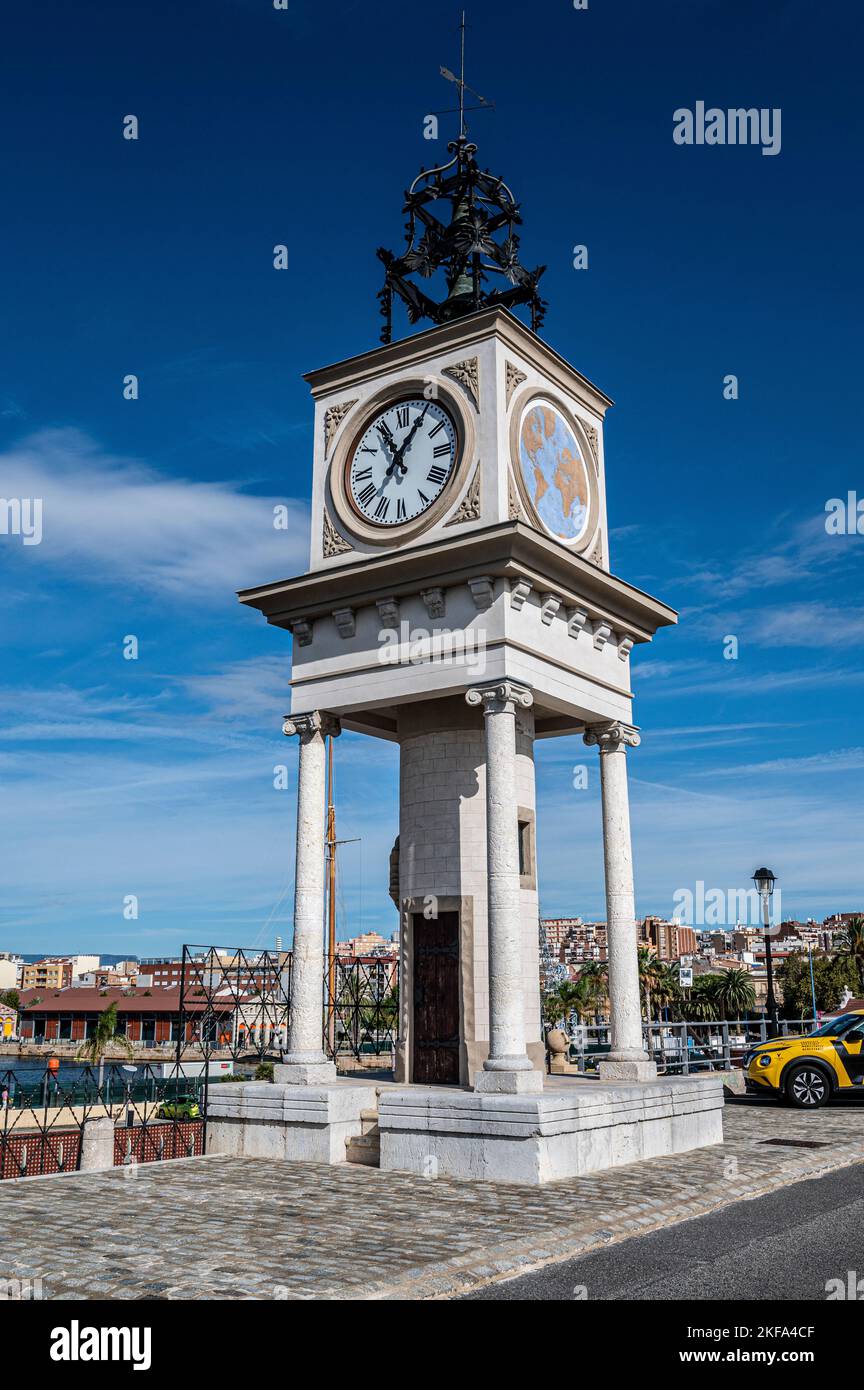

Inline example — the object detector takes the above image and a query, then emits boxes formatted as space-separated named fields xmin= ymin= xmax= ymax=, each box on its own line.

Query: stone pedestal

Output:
xmin=378 ymin=1076 xmax=724 ymax=1184
xmin=79 ymin=1116 xmax=116 ymax=1172
xmin=206 ymin=1082 xmax=377 ymax=1165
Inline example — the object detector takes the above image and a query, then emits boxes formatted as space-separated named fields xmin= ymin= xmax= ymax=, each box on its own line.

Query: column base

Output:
xmin=474 ymin=1067 xmax=544 ymax=1095
xmin=275 ymin=1060 xmax=338 ymax=1086
xmin=597 ymin=1054 xmax=657 ymax=1082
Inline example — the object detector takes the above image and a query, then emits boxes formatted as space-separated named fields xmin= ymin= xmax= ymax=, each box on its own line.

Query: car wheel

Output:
xmin=785 ymin=1063 xmax=830 ymax=1109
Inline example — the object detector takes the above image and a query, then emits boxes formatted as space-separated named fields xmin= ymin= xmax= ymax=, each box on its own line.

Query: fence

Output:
xmin=0 ymin=1061 xmax=203 ymax=1180
xmin=562 ymin=1018 xmax=819 ymax=1074
xmin=1 ymin=946 xmax=399 ymax=1180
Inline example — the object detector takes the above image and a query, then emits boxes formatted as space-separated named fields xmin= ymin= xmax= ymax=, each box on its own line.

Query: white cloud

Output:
xmin=0 ymin=428 xmax=309 ymax=597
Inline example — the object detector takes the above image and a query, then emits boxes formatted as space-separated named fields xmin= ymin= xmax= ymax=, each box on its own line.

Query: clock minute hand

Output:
xmin=391 ymin=404 xmax=430 ymax=473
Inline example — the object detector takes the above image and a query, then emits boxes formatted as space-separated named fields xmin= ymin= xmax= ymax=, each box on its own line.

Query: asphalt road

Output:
xmin=461 ymin=1161 xmax=864 ymax=1301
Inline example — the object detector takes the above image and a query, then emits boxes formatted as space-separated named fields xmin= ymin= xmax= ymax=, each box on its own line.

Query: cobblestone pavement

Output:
xmin=2 ymin=1097 xmax=864 ymax=1301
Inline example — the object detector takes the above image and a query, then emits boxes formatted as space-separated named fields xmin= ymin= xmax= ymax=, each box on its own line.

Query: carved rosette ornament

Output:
xmin=582 ymin=721 xmax=641 ymax=752
xmin=282 ymin=711 xmax=342 ymax=741
xmin=444 ymin=462 xmax=481 ymax=526
xmin=466 ymin=680 xmax=534 ymax=715
xmin=505 ymin=361 xmax=527 ymax=408
xmin=322 ymin=507 xmax=353 ymax=558
xmin=323 ymin=399 xmax=357 ymax=456
xmin=442 ymin=357 xmax=480 ymax=411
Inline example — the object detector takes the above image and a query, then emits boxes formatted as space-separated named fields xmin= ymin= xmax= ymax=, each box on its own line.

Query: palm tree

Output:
xmin=638 ymin=948 xmax=665 ymax=1022
xmin=576 ymin=961 xmax=608 ymax=1024
xmin=682 ymin=975 xmax=722 ymax=1022
xmin=76 ymin=1001 xmax=133 ymax=1089
xmin=839 ymin=917 xmax=864 ymax=993
xmin=714 ymin=968 xmax=756 ymax=1020
xmin=543 ymin=979 xmax=594 ymax=1030
xmin=653 ymin=963 xmax=683 ymax=1020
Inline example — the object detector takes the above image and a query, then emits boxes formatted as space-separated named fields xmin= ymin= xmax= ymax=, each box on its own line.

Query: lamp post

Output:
xmin=753 ymin=867 xmax=780 ymax=1037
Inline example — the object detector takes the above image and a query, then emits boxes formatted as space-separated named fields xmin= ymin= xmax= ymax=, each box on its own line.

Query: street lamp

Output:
xmin=753 ymin=867 xmax=780 ymax=1037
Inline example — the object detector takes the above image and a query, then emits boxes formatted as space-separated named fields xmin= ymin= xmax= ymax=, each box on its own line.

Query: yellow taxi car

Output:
xmin=744 ymin=1009 xmax=864 ymax=1108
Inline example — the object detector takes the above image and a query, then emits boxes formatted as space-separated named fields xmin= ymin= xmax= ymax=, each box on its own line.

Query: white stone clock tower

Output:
xmin=230 ymin=126 xmax=724 ymax=1183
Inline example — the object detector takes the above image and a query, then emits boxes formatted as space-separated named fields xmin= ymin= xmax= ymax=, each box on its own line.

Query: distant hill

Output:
xmin=15 ymin=954 xmax=139 ymax=966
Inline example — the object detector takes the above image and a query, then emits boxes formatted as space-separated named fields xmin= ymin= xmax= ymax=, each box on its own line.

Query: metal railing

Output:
xmin=561 ymin=1018 xmax=819 ymax=1075
xmin=0 ymin=1062 xmax=204 ymax=1180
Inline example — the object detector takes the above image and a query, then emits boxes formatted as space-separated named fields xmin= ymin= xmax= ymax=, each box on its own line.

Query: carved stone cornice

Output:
xmin=283 ymin=711 xmax=342 ymax=740
xmin=444 ymin=461 xmax=481 ymax=527
xmin=442 ymin=357 xmax=479 ymax=411
xmin=466 ymin=681 xmax=534 ymax=715
xmin=323 ymin=399 xmax=357 ymax=456
xmin=583 ymin=721 xmax=641 ymax=752
xmin=505 ymin=361 xmax=527 ymax=408
xmin=323 ymin=507 xmax=353 ymax=558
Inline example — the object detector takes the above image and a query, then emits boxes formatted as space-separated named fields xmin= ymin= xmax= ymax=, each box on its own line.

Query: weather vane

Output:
xmin=375 ymin=10 xmax=547 ymax=345
xmin=436 ymin=10 xmax=494 ymax=141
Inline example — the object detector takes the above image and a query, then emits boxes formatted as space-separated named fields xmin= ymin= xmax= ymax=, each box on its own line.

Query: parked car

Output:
xmin=744 ymin=1009 xmax=864 ymax=1108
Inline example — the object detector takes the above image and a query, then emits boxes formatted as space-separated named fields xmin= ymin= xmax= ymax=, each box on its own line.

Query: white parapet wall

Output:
xmin=206 ymin=1082 xmax=378 ymax=1165
xmin=377 ymin=1076 xmax=724 ymax=1184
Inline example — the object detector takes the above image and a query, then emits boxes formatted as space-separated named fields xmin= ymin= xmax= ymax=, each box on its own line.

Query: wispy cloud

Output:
xmin=0 ymin=428 xmax=309 ymax=597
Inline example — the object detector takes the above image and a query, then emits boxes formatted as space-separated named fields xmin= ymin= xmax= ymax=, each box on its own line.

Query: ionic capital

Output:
xmin=466 ymin=681 xmax=533 ymax=716
xmin=583 ymin=721 xmax=641 ymax=752
xmin=282 ymin=711 xmax=342 ymax=741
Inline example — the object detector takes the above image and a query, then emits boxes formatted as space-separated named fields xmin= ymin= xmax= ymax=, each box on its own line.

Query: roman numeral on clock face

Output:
xmin=357 ymin=483 xmax=376 ymax=507
xmin=374 ymin=496 xmax=390 ymax=520
xmin=428 ymin=418 xmax=446 ymax=438
xmin=396 ymin=498 xmax=407 ymax=520
xmin=427 ymin=465 xmax=448 ymax=485
xmin=396 ymin=406 xmax=410 ymax=428
xmin=432 ymin=443 xmax=451 ymax=458
xmin=354 ymin=467 xmax=372 ymax=481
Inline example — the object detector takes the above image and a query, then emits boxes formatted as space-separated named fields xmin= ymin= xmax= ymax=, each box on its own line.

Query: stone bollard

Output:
xmin=79 ymin=1116 xmax=116 ymax=1172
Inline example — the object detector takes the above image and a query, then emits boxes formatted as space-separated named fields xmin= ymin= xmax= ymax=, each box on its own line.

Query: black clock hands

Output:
xmin=392 ymin=403 xmax=430 ymax=471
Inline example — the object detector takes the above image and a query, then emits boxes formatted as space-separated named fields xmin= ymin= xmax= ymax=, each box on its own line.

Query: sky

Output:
xmin=0 ymin=0 xmax=862 ymax=957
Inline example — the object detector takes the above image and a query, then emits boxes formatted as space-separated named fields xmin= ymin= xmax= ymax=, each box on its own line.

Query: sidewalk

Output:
xmin=1 ymin=1097 xmax=863 ymax=1300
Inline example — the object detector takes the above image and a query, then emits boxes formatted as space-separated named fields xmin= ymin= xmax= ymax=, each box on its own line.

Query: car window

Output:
xmin=808 ymin=1013 xmax=861 ymax=1037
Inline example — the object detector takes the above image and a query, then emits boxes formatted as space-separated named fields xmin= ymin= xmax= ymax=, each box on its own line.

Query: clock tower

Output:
xmin=233 ymin=91 xmax=724 ymax=1181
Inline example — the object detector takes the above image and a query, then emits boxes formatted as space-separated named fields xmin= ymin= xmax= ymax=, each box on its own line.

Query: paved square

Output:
xmin=2 ymin=1098 xmax=863 ymax=1300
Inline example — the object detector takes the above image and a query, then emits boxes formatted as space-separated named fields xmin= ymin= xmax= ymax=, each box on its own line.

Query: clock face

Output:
xmin=348 ymin=398 xmax=458 ymax=527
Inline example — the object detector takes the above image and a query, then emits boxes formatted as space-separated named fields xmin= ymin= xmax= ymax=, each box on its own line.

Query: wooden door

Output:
xmin=412 ymin=912 xmax=460 ymax=1085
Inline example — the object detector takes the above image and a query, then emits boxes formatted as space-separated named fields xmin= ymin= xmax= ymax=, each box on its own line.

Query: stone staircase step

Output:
xmin=345 ymin=1131 xmax=381 ymax=1167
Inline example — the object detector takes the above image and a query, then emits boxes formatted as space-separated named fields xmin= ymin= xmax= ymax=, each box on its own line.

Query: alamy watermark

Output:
xmin=0 ymin=496 xmax=42 ymax=545
xmin=673 ymin=102 xmax=781 ymax=157
xmin=378 ymin=621 xmax=487 ymax=677
xmin=672 ymin=881 xmax=783 ymax=930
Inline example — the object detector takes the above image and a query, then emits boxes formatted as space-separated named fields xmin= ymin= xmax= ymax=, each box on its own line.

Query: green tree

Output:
xmin=76 ymin=1001 xmax=133 ymax=1087
xmin=652 ymin=963 xmax=683 ymax=1019
xmin=838 ymin=917 xmax=864 ymax=993
xmin=681 ymin=975 xmax=723 ymax=1022
xmin=543 ymin=979 xmax=594 ymax=1030
xmin=575 ymin=961 xmax=608 ymax=1024
xmin=779 ymin=952 xmax=859 ymax=1017
xmin=714 ymin=968 xmax=756 ymax=1019
xmin=0 ymin=989 xmax=20 ymax=1013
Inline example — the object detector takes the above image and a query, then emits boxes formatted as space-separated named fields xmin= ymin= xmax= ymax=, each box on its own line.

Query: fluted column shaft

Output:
xmin=279 ymin=711 xmax=340 ymax=1084
xmin=467 ymin=681 xmax=542 ymax=1094
xmin=584 ymin=721 xmax=655 ymax=1081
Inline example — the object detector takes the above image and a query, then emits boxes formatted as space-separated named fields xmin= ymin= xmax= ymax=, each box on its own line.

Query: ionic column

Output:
xmin=467 ymin=681 xmax=542 ymax=1094
xmin=583 ymin=721 xmax=656 ymax=1082
xmin=278 ymin=710 xmax=340 ymax=1085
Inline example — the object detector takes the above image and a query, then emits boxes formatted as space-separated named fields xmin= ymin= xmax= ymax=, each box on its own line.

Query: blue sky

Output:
xmin=1 ymin=0 xmax=862 ymax=956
